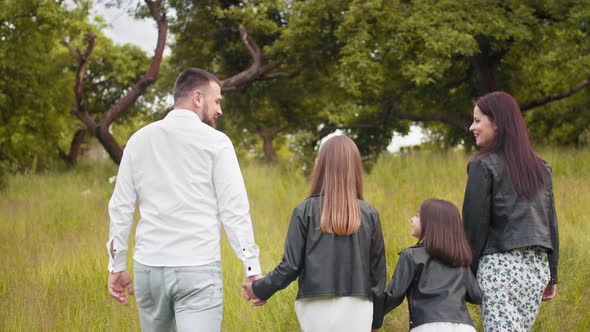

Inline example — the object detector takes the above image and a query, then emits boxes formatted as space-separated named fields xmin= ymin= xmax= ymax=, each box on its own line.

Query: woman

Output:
xmin=242 ymin=135 xmax=387 ymax=331
xmin=463 ymin=91 xmax=559 ymax=331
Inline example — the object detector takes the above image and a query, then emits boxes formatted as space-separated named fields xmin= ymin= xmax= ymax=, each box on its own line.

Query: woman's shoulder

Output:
xmin=294 ymin=195 xmax=320 ymax=211
xmin=539 ymin=158 xmax=552 ymax=171
xmin=469 ymin=152 xmax=501 ymax=166
xmin=357 ymin=199 xmax=379 ymax=214
xmin=400 ymin=244 xmax=427 ymax=258
xmin=467 ymin=153 xmax=502 ymax=176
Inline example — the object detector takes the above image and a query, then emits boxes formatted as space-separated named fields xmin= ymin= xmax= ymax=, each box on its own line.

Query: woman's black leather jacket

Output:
xmin=384 ymin=245 xmax=482 ymax=330
xmin=462 ymin=153 xmax=559 ymax=283
xmin=251 ymin=194 xmax=387 ymax=328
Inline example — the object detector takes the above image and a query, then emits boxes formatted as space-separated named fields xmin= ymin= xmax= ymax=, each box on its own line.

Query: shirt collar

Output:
xmin=166 ymin=109 xmax=202 ymax=122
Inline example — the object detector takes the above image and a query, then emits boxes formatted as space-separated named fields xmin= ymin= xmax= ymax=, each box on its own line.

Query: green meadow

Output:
xmin=1 ymin=148 xmax=588 ymax=331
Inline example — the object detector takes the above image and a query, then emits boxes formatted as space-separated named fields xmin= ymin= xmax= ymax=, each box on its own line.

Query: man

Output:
xmin=107 ymin=68 xmax=263 ymax=331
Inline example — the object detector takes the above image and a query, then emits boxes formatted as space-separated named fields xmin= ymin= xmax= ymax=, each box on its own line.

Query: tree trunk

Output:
xmin=64 ymin=0 xmax=167 ymax=165
xmin=95 ymin=125 xmax=123 ymax=164
xmin=472 ymin=38 xmax=500 ymax=94
xmin=255 ymin=126 xmax=279 ymax=161
xmin=262 ymin=135 xmax=277 ymax=161
xmin=58 ymin=129 xmax=87 ymax=165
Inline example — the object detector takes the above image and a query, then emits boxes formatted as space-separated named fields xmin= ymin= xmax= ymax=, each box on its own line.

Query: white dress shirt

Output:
xmin=107 ymin=109 xmax=261 ymax=276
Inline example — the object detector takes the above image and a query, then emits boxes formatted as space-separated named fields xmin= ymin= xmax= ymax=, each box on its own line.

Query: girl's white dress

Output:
xmin=294 ymin=296 xmax=373 ymax=332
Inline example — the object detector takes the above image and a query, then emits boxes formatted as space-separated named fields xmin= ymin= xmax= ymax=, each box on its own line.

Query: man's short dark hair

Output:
xmin=173 ymin=68 xmax=221 ymax=103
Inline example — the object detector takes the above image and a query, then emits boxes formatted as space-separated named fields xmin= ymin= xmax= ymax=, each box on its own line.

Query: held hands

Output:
xmin=542 ymin=283 xmax=558 ymax=301
xmin=242 ymin=274 xmax=266 ymax=306
xmin=108 ymin=271 xmax=134 ymax=305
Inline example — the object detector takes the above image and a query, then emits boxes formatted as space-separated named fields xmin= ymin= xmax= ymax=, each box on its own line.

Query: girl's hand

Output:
xmin=241 ymin=280 xmax=266 ymax=306
xmin=241 ymin=281 xmax=255 ymax=300
xmin=542 ymin=283 xmax=557 ymax=301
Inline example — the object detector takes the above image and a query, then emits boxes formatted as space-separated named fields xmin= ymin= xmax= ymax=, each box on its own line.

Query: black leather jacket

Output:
xmin=384 ymin=245 xmax=482 ymax=330
xmin=252 ymin=194 xmax=387 ymax=328
xmin=463 ymin=154 xmax=559 ymax=283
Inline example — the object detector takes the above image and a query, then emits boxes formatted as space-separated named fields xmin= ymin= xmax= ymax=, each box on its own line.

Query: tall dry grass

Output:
xmin=0 ymin=148 xmax=588 ymax=331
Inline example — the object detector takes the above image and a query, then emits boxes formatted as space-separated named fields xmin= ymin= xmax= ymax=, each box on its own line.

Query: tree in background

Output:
xmin=335 ymin=0 xmax=590 ymax=149
xmin=165 ymin=0 xmax=590 ymax=166
xmin=2 ymin=0 xmax=589 ymax=174
xmin=1 ymin=0 xmax=77 ymax=172
xmin=62 ymin=0 xmax=167 ymax=165
xmin=0 ymin=0 xmax=166 ymax=171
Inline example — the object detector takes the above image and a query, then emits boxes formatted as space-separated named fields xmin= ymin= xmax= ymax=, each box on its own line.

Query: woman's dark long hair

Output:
xmin=419 ymin=199 xmax=472 ymax=267
xmin=475 ymin=91 xmax=545 ymax=200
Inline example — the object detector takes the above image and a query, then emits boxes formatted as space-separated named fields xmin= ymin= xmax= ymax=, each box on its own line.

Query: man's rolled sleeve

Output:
xmin=213 ymin=137 xmax=261 ymax=276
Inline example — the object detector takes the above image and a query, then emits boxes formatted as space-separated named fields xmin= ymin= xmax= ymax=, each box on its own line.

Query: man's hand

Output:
xmin=242 ymin=274 xmax=266 ymax=306
xmin=108 ymin=271 xmax=134 ymax=305
xmin=542 ymin=283 xmax=557 ymax=301
xmin=247 ymin=274 xmax=263 ymax=282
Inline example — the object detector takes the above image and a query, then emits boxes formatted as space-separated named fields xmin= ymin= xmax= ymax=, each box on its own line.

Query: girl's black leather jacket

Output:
xmin=251 ymin=194 xmax=387 ymax=329
xmin=462 ymin=153 xmax=559 ymax=283
xmin=384 ymin=245 xmax=483 ymax=330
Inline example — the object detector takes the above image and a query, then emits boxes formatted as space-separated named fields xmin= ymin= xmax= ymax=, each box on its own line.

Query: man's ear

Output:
xmin=192 ymin=89 xmax=202 ymax=107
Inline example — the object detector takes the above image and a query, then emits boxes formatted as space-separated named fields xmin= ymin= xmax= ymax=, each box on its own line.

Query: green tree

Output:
xmin=62 ymin=0 xmax=168 ymax=165
xmin=335 ymin=0 xmax=590 ymax=149
xmin=0 ymin=0 xmax=78 ymax=171
xmin=165 ymin=0 xmax=355 ymax=162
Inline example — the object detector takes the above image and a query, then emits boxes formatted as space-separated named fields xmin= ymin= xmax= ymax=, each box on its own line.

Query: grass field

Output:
xmin=1 ymin=148 xmax=588 ymax=331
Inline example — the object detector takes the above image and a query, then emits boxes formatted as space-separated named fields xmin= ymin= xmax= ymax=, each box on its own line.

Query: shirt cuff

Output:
xmin=108 ymin=254 xmax=127 ymax=273
xmin=106 ymin=242 xmax=127 ymax=273
xmin=243 ymin=258 xmax=262 ymax=277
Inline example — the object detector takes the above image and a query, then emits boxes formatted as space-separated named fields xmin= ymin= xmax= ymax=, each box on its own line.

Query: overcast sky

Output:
xmin=89 ymin=1 xmax=423 ymax=151
xmin=92 ymin=0 xmax=165 ymax=54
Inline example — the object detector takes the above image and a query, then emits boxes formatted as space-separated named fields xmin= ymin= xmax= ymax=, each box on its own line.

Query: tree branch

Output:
xmin=220 ymin=25 xmax=333 ymax=91
xmin=101 ymin=0 xmax=167 ymax=127
xmin=64 ymin=32 xmax=98 ymax=131
xmin=520 ymin=76 xmax=590 ymax=112
xmin=63 ymin=0 xmax=168 ymax=165
xmin=61 ymin=36 xmax=80 ymax=60
xmin=221 ymin=27 xmax=276 ymax=90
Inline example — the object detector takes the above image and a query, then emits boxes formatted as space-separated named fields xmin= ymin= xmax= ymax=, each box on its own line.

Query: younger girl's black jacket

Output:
xmin=384 ymin=245 xmax=482 ymax=330
xmin=251 ymin=194 xmax=387 ymax=329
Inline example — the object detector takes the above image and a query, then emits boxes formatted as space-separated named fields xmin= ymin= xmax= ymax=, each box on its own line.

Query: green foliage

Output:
xmin=0 ymin=0 xmax=78 ymax=171
xmin=330 ymin=0 xmax=590 ymax=149
xmin=1 ymin=148 xmax=589 ymax=330
xmin=0 ymin=0 xmax=158 ymax=171
xmin=165 ymin=0 xmax=590 ymax=167
xmin=2 ymin=0 xmax=590 ymax=173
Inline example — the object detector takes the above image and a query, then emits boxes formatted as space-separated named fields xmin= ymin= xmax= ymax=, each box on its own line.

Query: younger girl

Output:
xmin=384 ymin=199 xmax=482 ymax=332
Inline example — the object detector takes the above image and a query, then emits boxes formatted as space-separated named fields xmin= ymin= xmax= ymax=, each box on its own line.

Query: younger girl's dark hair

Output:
xmin=419 ymin=199 xmax=472 ymax=267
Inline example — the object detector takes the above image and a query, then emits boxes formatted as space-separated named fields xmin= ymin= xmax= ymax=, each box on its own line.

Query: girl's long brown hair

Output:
xmin=419 ymin=199 xmax=472 ymax=267
xmin=309 ymin=136 xmax=363 ymax=236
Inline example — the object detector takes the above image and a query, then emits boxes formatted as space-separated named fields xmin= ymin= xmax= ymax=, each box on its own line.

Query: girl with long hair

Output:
xmin=383 ymin=199 xmax=482 ymax=332
xmin=463 ymin=91 xmax=559 ymax=331
xmin=241 ymin=135 xmax=387 ymax=331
